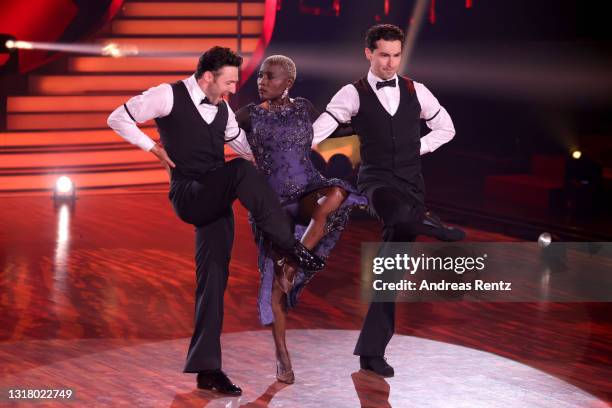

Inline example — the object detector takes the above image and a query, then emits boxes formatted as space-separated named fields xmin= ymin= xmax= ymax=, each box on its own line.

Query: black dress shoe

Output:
xmin=360 ymin=356 xmax=395 ymax=378
xmin=422 ymin=211 xmax=466 ymax=242
xmin=288 ymin=241 xmax=325 ymax=271
xmin=197 ymin=370 xmax=242 ymax=396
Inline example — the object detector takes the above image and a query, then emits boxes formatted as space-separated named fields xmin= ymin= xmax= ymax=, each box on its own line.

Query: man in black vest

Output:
xmin=108 ymin=47 xmax=325 ymax=395
xmin=312 ymin=24 xmax=465 ymax=377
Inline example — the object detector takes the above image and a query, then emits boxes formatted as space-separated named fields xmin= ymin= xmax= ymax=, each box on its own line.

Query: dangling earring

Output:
xmin=281 ymin=88 xmax=289 ymax=100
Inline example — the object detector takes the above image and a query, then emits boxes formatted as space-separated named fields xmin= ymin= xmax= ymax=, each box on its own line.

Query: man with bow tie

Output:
xmin=107 ymin=46 xmax=325 ymax=396
xmin=312 ymin=24 xmax=466 ymax=377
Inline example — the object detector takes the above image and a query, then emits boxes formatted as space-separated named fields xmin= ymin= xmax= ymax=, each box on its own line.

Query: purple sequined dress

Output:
xmin=237 ymin=97 xmax=368 ymax=325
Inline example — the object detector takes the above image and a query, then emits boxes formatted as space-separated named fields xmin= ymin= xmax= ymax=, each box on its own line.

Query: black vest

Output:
xmin=155 ymin=81 xmax=228 ymax=180
xmin=352 ymin=75 xmax=422 ymax=186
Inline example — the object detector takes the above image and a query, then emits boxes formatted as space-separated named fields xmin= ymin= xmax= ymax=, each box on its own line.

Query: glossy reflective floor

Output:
xmin=1 ymin=330 xmax=608 ymax=407
xmin=0 ymin=191 xmax=610 ymax=407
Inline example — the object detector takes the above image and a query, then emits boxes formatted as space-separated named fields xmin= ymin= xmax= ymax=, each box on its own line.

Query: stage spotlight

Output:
xmin=1 ymin=34 xmax=20 ymax=74
xmin=101 ymin=43 xmax=138 ymax=58
xmin=13 ymin=40 xmax=33 ymax=50
xmin=1 ymin=34 xmax=17 ymax=53
xmin=54 ymin=176 xmax=76 ymax=200
xmin=1 ymin=38 xmax=33 ymax=51
xmin=571 ymin=149 xmax=582 ymax=160
xmin=539 ymin=234 xmax=567 ymax=274
xmin=2 ymin=36 xmax=148 ymax=58
xmin=538 ymin=232 xmax=552 ymax=248
xmin=102 ymin=43 xmax=121 ymax=58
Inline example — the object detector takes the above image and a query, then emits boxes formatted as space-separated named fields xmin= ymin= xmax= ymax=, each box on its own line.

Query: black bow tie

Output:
xmin=376 ymin=79 xmax=396 ymax=90
xmin=200 ymin=97 xmax=215 ymax=105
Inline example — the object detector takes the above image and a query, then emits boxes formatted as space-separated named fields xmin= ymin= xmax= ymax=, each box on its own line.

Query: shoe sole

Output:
xmin=276 ymin=376 xmax=295 ymax=384
xmin=197 ymin=384 xmax=242 ymax=396
xmin=359 ymin=366 xmax=395 ymax=378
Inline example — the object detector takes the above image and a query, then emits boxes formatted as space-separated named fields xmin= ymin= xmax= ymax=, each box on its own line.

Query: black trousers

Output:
xmin=354 ymin=178 xmax=426 ymax=357
xmin=172 ymin=159 xmax=295 ymax=372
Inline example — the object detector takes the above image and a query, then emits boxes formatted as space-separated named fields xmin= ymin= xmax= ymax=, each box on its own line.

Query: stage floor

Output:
xmin=0 ymin=191 xmax=610 ymax=407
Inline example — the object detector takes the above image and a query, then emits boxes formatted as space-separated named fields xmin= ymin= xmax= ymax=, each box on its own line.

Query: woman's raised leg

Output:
xmin=278 ymin=186 xmax=348 ymax=293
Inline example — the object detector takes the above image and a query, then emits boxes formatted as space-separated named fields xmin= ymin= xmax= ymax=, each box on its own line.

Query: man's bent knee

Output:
xmin=381 ymin=203 xmax=417 ymax=226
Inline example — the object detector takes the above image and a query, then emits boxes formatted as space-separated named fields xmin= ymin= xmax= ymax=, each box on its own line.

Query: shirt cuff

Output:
xmin=140 ymin=138 xmax=156 ymax=152
xmin=420 ymin=138 xmax=430 ymax=155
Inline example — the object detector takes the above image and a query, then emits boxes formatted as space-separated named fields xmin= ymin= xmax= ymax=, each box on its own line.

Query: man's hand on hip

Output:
xmin=150 ymin=144 xmax=176 ymax=180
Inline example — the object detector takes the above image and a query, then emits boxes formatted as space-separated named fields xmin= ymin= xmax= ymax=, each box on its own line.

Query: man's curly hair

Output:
xmin=365 ymin=24 xmax=405 ymax=51
xmin=195 ymin=46 xmax=243 ymax=79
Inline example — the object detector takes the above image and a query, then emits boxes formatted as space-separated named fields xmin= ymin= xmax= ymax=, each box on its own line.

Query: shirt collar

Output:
xmin=367 ymin=70 xmax=398 ymax=91
xmin=186 ymin=74 xmax=211 ymax=106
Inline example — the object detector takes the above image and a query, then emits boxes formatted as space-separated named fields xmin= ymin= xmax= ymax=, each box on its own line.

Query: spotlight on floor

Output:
xmin=571 ymin=149 xmax=582 ymax=160
xmin=53 ymin=176 xmax=76 ymax=201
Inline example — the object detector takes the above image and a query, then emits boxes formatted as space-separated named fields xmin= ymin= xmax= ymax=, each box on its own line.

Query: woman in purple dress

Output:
xmin=236 ymin=55 xmax=367 ymax=384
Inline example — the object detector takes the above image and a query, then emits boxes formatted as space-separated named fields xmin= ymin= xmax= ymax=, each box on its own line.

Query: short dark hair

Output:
xmin=365 ymin=24 xmax=405 ymax=51
xmin=195 ymin=46 xmax=243 ymax=79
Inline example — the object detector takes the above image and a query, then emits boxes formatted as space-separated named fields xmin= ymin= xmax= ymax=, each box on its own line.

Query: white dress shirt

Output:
xmin=107 ymin=75 xmax=253 ymax=159
xmin=312 ymin=70 xmax=455 ymax=155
